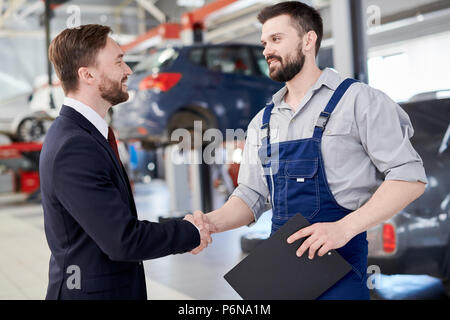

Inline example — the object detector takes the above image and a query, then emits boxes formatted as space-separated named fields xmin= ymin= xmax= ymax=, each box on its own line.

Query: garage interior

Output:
xmin=0 ymin=0 xmax=449 ymax=300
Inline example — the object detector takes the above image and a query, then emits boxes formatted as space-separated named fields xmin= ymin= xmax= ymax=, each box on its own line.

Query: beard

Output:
xmin=267 ymin=43 xmax=305 ymax=82
xmin=99 ymin=74 xmax=129 ymax=106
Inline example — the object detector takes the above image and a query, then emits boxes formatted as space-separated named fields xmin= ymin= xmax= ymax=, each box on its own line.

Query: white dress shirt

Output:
xmin=63 ymin=97 xmax=109 ymax=140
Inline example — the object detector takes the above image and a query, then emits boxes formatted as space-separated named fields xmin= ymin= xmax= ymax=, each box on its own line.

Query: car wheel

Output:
xmin=17 ymin=118 xmax=46 ymax=142
xmin=167 ymin=111 xmax=214 ymax=148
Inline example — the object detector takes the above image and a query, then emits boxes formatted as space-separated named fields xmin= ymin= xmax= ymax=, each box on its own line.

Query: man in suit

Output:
xmin=40 ymin=24 xmax=210 ymax=300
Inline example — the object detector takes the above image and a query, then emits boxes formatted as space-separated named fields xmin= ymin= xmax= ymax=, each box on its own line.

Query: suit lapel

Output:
xmin=59 ymin=105 xmax=131 ymax=196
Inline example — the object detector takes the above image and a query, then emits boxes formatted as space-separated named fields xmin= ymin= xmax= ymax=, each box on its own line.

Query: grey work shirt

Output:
xmin=231 ymin=67 xmax=428 ymax=222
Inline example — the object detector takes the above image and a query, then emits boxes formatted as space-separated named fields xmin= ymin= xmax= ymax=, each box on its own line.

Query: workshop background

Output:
xmin=0 ymin=0 xmax=449 ymax=300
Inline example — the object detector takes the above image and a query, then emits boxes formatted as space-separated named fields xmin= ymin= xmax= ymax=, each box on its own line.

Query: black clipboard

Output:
xmin=224 ymin=213 xmax=352 ymax=300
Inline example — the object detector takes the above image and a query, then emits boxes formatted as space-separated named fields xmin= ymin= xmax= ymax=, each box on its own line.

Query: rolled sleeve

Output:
xmin=356 ymin=85 xmax=428 ymax=184
xmin=385 ymin=161 xmax=427 ymax=183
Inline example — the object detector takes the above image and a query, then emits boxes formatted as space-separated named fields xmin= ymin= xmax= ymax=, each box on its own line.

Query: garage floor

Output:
xmin=0 ymin=180 xmax=271 ymax=300
xmin=0 ymin=180 xmax=447 ymax=300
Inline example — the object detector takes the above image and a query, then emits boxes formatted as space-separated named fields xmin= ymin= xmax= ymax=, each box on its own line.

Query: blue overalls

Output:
xmin=258 ymin=78 xmax=370 ymax=300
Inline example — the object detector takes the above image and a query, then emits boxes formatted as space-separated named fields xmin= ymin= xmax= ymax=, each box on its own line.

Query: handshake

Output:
xmin=183 ymin=211 xmax=218 ymax=254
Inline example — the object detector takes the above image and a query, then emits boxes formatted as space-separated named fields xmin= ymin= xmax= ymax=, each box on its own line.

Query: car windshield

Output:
xmin=401 ymin=98 xmax=450 ymax=158
xmin=133 ymin=47 xmax=179 ymax=74
xmin=252 ymin=48 xmax=270 ymax=77
xmin=0 ymin=73 xmax=31 ymax=100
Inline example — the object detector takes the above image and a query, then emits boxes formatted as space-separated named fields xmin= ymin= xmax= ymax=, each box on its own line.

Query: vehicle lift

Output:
xmin=0 ymin=141 xmax=42 ymax=202
xmin=160 ymin=145 xmax=214 ymax=222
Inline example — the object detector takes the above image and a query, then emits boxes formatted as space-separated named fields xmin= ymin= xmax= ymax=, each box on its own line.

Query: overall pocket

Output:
xmin=284 ymin=159 xmax=320 ymax=220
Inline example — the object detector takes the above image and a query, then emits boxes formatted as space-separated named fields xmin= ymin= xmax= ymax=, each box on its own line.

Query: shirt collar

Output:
xmin=63 ymin=97 xmax=109 ymax=140
xmin=320 ymin=67 xmax=342 ymax=91
xmin=271 ymin=67 xmax=342 ymax=108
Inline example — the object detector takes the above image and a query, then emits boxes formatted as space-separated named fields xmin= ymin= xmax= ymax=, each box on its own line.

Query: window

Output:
xmin=134 ymin=47 xmax=179 ymax=74
xmin=368 ymin=31 xmax=450 ymax=102
xmin=368 ymin=52 xmax=409 ymax=102
xmin=205 ymin=46 xmax=254 ymax=76
xmin=252 ymin=48 xmax=269 ymax=77
xmin=188 ymin=48 xmax=203 ymax=66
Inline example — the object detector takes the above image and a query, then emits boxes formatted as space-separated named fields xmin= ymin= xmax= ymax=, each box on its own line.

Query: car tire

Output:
xmin=167 ymin=110 xmax=216 ymax=148
xmin=16 ymin=117 xmax=45 ymax=142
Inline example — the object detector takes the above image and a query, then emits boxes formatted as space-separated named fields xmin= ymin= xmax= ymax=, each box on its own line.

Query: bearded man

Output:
xmin=40 ymin=24 xmax=210 ymax=300
xmin=191 ymin=1 xmax=427 ymax=299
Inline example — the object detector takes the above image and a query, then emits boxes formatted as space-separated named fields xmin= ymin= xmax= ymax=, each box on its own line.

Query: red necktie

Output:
xmin=107 ymin=126 xmax=121 ymax=163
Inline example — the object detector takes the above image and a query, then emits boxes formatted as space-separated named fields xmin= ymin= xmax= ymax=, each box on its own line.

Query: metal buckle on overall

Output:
xmin=260 ymin=123 xmax=270 ymax=142
xmin=315 ymin=111 xmax=331 ymax=130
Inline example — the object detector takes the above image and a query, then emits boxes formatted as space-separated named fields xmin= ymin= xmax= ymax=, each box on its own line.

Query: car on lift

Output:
xmin=0 ymin=73 xmax=34 ymax=142
xmin=112 ymin=43 xmax=283 ymax=149
xmin=1 ymin=52 xmax=144 ymax=143
xmin=0 ymin=72 xmax=62 ymax=142
xmin=367 ymin=93 xmax=450 ymax=296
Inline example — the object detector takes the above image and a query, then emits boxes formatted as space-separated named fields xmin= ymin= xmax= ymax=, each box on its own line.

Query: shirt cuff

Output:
xmin=193 ymin=224 xmax=202 ymax=237
xmin=384 ymin=161 xmax=428 ymax=184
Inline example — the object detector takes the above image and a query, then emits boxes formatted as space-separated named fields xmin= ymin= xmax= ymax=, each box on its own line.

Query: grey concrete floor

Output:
xmin=133 ymin=179 xmax=273 ymax=300
xmin=0 ymin=179 xmax=448 ymax=300
xmin=0 ymin=179 xmax=272 ymax=299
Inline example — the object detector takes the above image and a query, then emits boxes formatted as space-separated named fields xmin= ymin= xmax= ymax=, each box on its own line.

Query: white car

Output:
xmin=28 ymin=74 xmax=64 ymax=119
xmin=0 ymin=73 xmax=34 ymax=141
xmin=0 ymin=73 xmax=63 ymax=142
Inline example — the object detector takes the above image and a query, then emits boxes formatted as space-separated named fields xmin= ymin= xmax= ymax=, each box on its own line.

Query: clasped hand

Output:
xmin=183 ymin=210 xmax=217 ymax=254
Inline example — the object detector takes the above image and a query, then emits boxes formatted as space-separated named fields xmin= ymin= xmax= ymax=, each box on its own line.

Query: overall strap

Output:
xmin=313 ymin=78 xmax=358 ymax=139
xmin=261 ymin=102 xmax=275 ymax=158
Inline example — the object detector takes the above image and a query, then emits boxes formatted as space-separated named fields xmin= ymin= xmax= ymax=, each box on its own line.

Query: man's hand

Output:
xmin=184 ymin=211 xmax=218 ymax=255
xmin=193 ymin=210 xmax=218 ymax=234
xmin=182 ymin=196 xmax=254 ymax=254
xmin=286 ymin=220 xmax=353 ymax=259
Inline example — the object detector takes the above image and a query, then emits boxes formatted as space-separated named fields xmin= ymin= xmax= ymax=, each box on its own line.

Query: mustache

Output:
xmin=266 ymin=55 xmax=282 ymax=64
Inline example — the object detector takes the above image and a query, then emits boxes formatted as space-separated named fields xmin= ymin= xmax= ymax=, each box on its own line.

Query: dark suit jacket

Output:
xmin=39 ymin=105 xmax=200 ymax=300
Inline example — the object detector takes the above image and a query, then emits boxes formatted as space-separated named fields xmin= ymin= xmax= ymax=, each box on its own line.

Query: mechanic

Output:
xmin=189 ymin=1 xmax=427 ymax=299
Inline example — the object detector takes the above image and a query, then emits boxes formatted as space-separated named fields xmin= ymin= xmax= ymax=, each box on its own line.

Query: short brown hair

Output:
xmin=48 ymin=24 xmax=112 ymax=94
xmin=257 ymin=1 xmax=323 ymax=56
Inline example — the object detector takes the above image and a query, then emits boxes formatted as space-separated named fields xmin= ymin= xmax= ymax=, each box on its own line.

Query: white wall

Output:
xmin=368 ymin=30 xmax=450 ymax=102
